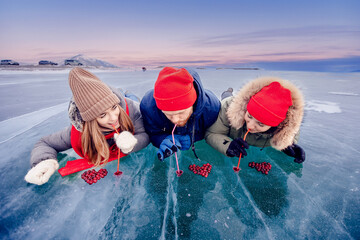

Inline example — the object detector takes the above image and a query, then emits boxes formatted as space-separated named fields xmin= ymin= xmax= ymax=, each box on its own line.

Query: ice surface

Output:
xmin=0 ymin=103 xmax=68 ymax=144
xmin=0 ymin=69 xmax=359 ymax=239
xmin=329 ymin=92 xmax=359 ymax=96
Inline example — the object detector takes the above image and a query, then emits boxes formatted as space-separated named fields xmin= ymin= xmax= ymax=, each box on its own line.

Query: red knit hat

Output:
xmin=246 ymin=81 xmax=292 ymax=127
xmin=154 ymin=67 xmax=197 ymax=111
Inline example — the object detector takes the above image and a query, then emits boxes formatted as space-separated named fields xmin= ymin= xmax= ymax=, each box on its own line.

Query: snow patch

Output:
xmin=0 ymin=102 xmax=68 ymax=144
xmin=305 ymin=100 xmax=341 ymax=113
xmin=328 ymin=92 xmax=358 ymax=96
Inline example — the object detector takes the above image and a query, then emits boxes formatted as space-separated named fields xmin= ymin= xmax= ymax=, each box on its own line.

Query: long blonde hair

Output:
xmin=81 ymin=105 xmax=134 ymax=166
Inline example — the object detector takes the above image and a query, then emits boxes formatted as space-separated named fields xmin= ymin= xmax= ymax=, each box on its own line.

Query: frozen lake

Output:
xmin=0 ymin=68 xmax=359 ymax=239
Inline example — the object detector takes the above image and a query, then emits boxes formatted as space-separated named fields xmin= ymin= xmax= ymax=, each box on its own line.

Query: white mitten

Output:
xmin=24 ymin=159 xmax=59 ymax=185
xmin=114 ymin=131 xmax=138 ymax=154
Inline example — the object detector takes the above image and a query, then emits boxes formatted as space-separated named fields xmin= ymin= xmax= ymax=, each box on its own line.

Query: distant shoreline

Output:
xmin=0 ymin=65 xmax=261 ymax=72
xmin=0 ymin=65 xmax=121 ymax=71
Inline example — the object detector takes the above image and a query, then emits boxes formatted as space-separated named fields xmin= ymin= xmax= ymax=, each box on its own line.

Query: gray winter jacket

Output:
xmin=205 ymin=77 xmax=304 ymax=156
xmin=30 ymin=88 xmax=149 ymax=167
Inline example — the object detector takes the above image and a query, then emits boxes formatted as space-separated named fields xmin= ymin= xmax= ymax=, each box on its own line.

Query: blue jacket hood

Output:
xmin=185 ymin=67 xmax=205 ymax=116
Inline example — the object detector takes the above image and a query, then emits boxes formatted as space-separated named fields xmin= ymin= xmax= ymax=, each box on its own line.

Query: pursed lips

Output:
xmin=110 ymin=121 xmax=119 ymax=126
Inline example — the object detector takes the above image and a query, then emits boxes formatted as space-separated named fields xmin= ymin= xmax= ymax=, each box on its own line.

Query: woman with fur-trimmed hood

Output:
xmin=205 ymin=77 xmax=306 ymax=163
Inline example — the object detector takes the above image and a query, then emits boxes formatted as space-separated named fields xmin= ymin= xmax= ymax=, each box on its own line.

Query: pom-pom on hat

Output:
xmin=69 ymin=67 xmax=119 ymax=121
xmin=246 ymin=81 xmax=292 ymax=127
xmin=154 ymin=67 xmax=197 ymax=111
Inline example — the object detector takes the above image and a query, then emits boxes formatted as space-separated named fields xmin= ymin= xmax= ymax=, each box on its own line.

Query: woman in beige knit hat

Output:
xmin=25 ymin=67 xmax=149 ymax=185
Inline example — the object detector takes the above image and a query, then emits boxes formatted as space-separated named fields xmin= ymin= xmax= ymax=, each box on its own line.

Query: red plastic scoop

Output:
xmin=233 ymin=128 xmax=250 ymax=172
xmin=112 ymin=125 xmax=123 ymax=176
xmin=172 ymin=124 xmax=183 ymax=177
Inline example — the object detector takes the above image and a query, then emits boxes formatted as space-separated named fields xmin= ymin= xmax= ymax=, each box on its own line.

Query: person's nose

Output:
xmin=171 ymin=115 xmax=180 ymax=124
xmin=109 ymin=112 xmax=118 ymax=122
xmin=246 ymin=119 xmax=255 ymax=130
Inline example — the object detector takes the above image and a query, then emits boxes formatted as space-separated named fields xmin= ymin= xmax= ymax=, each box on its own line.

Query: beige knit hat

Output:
xmin=68 ymin=67 xmax=120 ymax=121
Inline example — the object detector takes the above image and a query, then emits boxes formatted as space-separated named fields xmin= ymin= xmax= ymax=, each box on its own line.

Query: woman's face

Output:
xmin=162 ymin=106 xmax=193 ymax=127
xmin=244 ymin=111 xmax=272 ymax=133
xmin=96 ymin=104 xmax=120 ymax=130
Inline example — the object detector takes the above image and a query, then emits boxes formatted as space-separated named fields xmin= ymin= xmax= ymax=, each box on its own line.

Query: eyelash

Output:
xmin=100 ymin=105 xmax=118 ymax=118
xmin=248 ymin=114 xmax=264 ymax=127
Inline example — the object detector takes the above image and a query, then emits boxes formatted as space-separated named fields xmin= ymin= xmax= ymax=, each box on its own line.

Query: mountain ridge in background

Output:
xmin=65 ymin=54 xmax=119 ymax=68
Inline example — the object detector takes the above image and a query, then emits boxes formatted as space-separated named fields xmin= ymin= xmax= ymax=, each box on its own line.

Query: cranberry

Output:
xmin=176 ymin=170 xmax=183 ymax=177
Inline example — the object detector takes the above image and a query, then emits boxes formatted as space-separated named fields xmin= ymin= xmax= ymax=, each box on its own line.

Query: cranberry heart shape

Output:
xmin=81 ymin=168 xmax=108 ymax=185
xmin=248 ymin=161 xmax=272 ymax=175
xmin=188 ymin=163 xmax=212 ymax=178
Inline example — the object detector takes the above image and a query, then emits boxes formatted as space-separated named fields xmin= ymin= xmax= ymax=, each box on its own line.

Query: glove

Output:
xmin=226 ymin=138 xmax=249 ymax=157
xmin=157 ymin=138 xmax=180 ymax=161
xmin=282 ymin=144 xmax=306 ymax=163
xmin=24 ymin=159 xmax=59 ymax=185
xmin=165 ymin=134 xmax=191 ymax=150
xmin=114 ymin=131 xmax=138 ymax=154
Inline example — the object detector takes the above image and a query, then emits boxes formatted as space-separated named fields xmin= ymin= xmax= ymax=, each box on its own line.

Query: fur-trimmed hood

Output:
xmin=226 ymin=77 xmax=304 ymax=150
xmin=68 ymin=87 xmax=126 ymax=132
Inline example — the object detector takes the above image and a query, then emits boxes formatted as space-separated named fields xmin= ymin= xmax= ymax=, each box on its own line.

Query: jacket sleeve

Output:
xmin=126 ymin=98 xmax=150 ymax=152
xmin=140 ymin=90 xmax=171 ymax=148
xmin=202 ymin=89 xmax=221 ymax=130
xmin=205 ymin=98 xmax=234 ymax=156
xmin=30 ymin=126 xmax=72 ymax=167
xmin=140 ymin=108 xmax=169 ymax=148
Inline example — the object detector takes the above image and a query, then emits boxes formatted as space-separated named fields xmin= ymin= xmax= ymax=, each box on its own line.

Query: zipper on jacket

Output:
xmin=191 ymin=122 xmax=200 ymax=160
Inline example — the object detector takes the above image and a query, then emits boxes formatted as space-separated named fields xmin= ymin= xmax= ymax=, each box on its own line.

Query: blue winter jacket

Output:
xmin=140 ymin=68 xmax=221 ymax=152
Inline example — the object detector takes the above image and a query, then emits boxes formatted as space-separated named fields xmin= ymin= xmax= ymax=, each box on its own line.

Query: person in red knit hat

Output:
xmin=140 ymin=67 xmax=221 ymax=161
xmin=205 ymin=77 xmax=306 ymax=163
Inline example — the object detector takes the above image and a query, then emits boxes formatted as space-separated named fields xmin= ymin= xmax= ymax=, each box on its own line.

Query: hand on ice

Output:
xmin=226 ymin=138 xmax=249 ymax=157
xmin=157 ymin=137 xmax=181 ymax=161
xmin=24 ymin=159 xmax=59 ymax=185
xmin=282 ymin=144 xmax=306 ymax=163
xmin=114 ymin=131 xmax=138 ymax=154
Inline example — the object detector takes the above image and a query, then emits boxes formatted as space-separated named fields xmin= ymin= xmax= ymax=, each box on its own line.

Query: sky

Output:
xmin=0 ymin=0 xmax=359 ymax=69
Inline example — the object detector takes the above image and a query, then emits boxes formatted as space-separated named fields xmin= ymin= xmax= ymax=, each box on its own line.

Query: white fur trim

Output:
xmin=226 ymin=77 xmax=304 ymax=150
xmin=24 ymin=159 xmax=59 ymax=185
xmin=114 ymin=131 xmax=138 ymax=154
